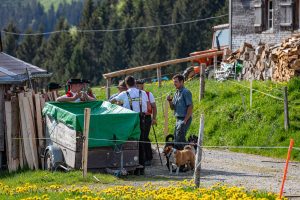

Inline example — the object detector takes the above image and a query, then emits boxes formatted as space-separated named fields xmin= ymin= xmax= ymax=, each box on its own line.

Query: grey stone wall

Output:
xmin=231 ymin=0 xmax=295 ymax=50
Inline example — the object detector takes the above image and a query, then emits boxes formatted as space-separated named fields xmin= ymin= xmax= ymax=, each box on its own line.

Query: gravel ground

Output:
xmin=125 ymin=147 xmax=300 ymax=198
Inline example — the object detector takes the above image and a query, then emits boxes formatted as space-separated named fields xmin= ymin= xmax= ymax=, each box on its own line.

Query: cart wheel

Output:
xmin=44 ymin=151 xmax=54 ymax=171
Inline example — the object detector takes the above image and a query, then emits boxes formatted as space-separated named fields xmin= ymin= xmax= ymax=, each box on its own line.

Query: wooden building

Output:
xmin=0 ymin=51 xmax=51 ymax=169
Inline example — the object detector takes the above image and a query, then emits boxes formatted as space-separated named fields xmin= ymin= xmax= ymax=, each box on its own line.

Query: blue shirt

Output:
xmin=172 ymin=87 xmax=193 ymax=118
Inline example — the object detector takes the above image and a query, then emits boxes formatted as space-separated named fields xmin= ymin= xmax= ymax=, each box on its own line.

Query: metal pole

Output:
xmin=152 ymin=126 xmax=163 ymax=166
xmin=26 ymin=68 xmax=33 ymax=89
xmin=283 ymin=86 xmax=289 ymax=130
xmin=229 ymin=0 xmax=232 ymax=50
xmin=194 ymin=114 xmax=204 ymax=187
xmin=250 ymin=79 xmax=253 ymax=108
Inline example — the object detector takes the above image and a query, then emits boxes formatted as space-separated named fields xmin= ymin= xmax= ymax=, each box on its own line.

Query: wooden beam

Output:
xmin=103 ymin=51 xmax=224 ymax=79
xmin=106 ymin=78 xmax=111 ymax=100
xmin=0 ymin=86 xmax=5 ymax=153
xmin=157 ymin=67 xmax=162 ymax=87
xmin=199 ymin=64 xmax=206 ymax=101
xmin=35 ymin=94 xmax=44 ymax=167
xmin=23 ymin=96 xmax=39 ymax=170
xmin=82 ymin=108 xmax=91 ymax=178
xmin=18 ymin=93 xmax=34 ymax=169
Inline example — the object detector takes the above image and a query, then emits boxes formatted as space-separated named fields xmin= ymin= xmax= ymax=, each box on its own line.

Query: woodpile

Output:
xmin=270 ymin=35 xmax=300 ymax=82
xmin=4 ymin=88 xmax=58 ymax=172
xmin=226 ymin=34 xmax=300 ymax=82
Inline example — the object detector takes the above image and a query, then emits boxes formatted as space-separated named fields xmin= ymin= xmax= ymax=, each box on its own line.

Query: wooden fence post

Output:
xmin=164 ymin=99 xmax=169 ymax=136
xmin=194 ymin=114 xmax=204 ymax=187
xmin=106 ymin=78 xmax=111 ymax=100
xmin=199 ymin=64 xmax=206 ymax=101
xmin=82 ymin=108 xmax=91 ymax=178
xmin=250 ymin=79 xmax=253 ymax=108
xmin=283 ymin=86 xmax=289 ymax=130
xmin=157 ymin=67 xmax=162 ymax=87
xmin=213 ymin=56 xmax=217 ymax=77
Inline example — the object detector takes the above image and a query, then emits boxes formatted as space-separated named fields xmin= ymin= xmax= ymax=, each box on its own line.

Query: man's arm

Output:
xmin=184 ymin=104 xmax=193 ymax=124
xmin=167 ymin=94 xmax=175 ymax=110
xmin=151 ymin=102 xmax=157 ymax=121
xmin=183 ymin=89 xmax=193 ymax=124
xmin=56 ymin=94 xmax=78 ymax=102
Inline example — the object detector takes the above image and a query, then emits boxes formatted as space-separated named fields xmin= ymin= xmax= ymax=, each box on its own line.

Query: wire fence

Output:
xmin=1 ymin=15 xmax=228 ymax=36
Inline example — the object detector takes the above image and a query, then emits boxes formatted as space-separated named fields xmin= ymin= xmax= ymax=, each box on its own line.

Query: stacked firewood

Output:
xmin=270 ymin=35 xmax=300 ymax=82
xmin=4 ymin=88 xmax=58 ymax=172
xmin=226 ymin=34 xmax=300 ymax=82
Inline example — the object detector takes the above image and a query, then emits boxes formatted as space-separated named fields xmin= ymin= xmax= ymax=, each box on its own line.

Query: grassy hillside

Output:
xmin=38 ymin=0 xmax=80 ymax=11
xmin=93 ymin=78 xmax=300 ymax=160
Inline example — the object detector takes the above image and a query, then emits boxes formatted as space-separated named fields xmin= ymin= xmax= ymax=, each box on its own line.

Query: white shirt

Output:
xmin=147 ymin=91 xmax=155 ymax=104
xmin=58 ymin=91 xmax=81 ymax=102
xmin=114 ymin=88 xmax=148 ymax=113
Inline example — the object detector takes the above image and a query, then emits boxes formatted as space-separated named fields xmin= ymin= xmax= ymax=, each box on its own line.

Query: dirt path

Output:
xmin=120 ymin=148 xmax=300 ymax=197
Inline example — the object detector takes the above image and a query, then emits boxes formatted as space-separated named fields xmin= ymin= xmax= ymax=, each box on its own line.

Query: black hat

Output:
xmin=67 ymin=79 xmax=83 ymax=85
xmin=48 ymin=82 xmax=61 ymax=90
xmin=81 ymin=79 xmax=90 ymax=84
xmin=136 ymin=79 xmax=145 ymax=84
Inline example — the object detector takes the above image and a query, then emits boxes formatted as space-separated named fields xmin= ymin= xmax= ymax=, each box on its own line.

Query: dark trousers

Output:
xmin=144 ymin=115 xmax=153 ymax=161
xmin=139 ymin=114 xmax=147 ymax=167
xmin=174 ymin=117 xmax=192 ymax=150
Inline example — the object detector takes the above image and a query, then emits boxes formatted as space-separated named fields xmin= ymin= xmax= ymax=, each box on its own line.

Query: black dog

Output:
xmin=187 ymin=135 xmax=198 ymax=151
xmin=164 ymin=134 xmax=175 ymax=171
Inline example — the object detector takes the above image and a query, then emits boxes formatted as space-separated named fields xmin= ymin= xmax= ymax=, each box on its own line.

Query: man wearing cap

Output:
xmin=111 ymin=76 xmax=150 ymax=175
xmin=109 ymin=80 xmax=127 ymax=102
xmin=56 ymin=79 xmax=95 ymax=102
xmin=167 ymin=74 xmax=193 ymax=150
xmin=136 ymin=79 xmax=157 ymax=166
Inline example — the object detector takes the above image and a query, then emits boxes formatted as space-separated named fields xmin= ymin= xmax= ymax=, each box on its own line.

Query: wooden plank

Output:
xmin=82 ymin=108 xmax=91 ymax=178
xmin=23 ymin=96 xmax=39 ymax=170
xmin=11 ymin=97 xmax=20 ymax=171
xmin=25 ymin=92 xmax=35 ymax=121
xmin=157 ymin=67 xmax=162 ymax=87
xmin=11 ymin=97 xmax=20 ymax=160
xmin=35 ymin=94 xmax=44 ymax=167
xmin=0 ymin=86 xmax=5 ymax=152
xmin=40 ymin=95 xmax=46 ymax=109
xmin=199 ymin=64 xmax=205 ymax=101
xmin=163 ymin=100 xmax=169 ymax=136
xmin=103 ymin=51 xmax=224 ymax=79
xmin=5 ymin=101 xmax=12 ymax=172
xmin=18 ymin=93 xmax=34 ymax=169
xmin=106 ymin=78 xmax=111 ymax=100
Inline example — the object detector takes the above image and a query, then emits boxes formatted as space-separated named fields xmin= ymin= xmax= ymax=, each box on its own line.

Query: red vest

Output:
xmin=146 ymin=91 xmax=152 ymax=115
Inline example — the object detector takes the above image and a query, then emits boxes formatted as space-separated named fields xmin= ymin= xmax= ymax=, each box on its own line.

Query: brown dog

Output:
xmin=163 ymin=145 xmax=195 ymax=175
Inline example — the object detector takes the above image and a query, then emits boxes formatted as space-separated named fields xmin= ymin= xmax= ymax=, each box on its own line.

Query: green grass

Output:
xmin=0 ymin=170 xmax=119 ymax=187
xmin=93 ymin=78 xmax=300 ymax=161
xmin=38 ymin=0 xmax=77 ymax=11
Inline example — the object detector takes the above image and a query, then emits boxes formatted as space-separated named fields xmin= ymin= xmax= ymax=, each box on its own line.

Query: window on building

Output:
xmin=267 ymin=0 xmax=273 ymax=29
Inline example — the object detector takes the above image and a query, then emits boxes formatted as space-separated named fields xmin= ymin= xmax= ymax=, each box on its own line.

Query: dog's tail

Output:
xmin=184 ymin=145 xmax=193 ymax=150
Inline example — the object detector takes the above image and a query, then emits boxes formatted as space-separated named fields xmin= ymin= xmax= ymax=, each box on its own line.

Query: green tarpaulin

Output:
xmin=42 ymin=101 xmax=141 ymax=147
